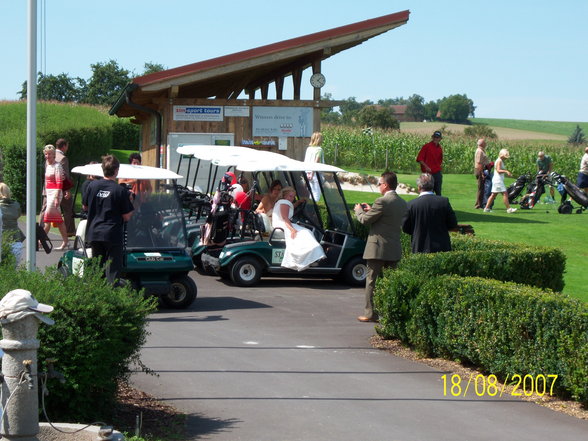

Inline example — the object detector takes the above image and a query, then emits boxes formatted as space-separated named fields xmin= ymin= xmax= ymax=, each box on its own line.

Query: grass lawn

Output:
xmin=344 ymin=172 xmax=587 ymax=303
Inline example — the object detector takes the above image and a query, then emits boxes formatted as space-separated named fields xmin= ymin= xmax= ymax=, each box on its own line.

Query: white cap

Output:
xmin=0 ymin=289 xmax=54 ymax=325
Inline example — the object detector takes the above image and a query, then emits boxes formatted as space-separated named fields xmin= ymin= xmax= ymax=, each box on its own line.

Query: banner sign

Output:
xmin=225 ymin=106 xmax=250 ymax=117
xmin=252 ymin=106 xmax=312 ymax=138
xmin=173 ymin=105 xmax=223 ymax=121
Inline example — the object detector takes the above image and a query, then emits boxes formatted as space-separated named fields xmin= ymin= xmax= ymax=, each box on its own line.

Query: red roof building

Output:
xmin=110 ymin=10 xmax=410 ymax=168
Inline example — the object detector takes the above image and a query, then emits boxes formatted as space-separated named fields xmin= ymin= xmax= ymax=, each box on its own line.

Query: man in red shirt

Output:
xmin=416 ymin=131 xmax=444 ymax=195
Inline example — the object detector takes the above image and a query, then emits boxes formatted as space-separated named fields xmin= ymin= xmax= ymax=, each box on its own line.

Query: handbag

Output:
xmin=62 ymin=177 xmax=74 ymax=191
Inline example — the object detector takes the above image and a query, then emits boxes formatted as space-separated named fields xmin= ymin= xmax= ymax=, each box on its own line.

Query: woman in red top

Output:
xmin=43 ymin=145 xmax=69 ymax=250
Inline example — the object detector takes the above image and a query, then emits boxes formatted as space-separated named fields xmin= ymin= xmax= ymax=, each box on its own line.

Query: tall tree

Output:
xmin=84 ymin=60 xmax=130 ymax=106
xmin=18 ymin=72 xmax=85 ymax=102
xmin=438 ymin=94 xmax=476 ymax=123
xmin=568 ymin=124 xmax=586 ymax=145
xmin=358 ymin=105 xmax=399 ymax=129
xmin=405 ymin=94 xmax=425 ymax=122
xmin=142 ymin=62 xmax=166 ymax=75
xmin=423 ymin=100 xmax=440 ymax=121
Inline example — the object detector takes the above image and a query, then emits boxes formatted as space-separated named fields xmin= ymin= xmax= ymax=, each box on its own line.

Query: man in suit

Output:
xmin=354 ymin=171 xmax=407 ymax=322
xmin=402 ymin=173 xmax=458 ymax=254
xmin=55 ymin=138 xmax=76 ymax=237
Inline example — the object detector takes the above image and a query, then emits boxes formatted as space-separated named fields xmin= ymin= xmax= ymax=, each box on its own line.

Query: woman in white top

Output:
xmin=304 ymin=132 xmax=324 ymax=201
xmin=272 ymin=187 xmax=325 ymax=271
xmin=484 ymin=149 xmax=516 ymax=213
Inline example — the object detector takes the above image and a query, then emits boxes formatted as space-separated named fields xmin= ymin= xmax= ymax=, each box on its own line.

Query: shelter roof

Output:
xmin=111 ymin=10 xmax=410 ymax=116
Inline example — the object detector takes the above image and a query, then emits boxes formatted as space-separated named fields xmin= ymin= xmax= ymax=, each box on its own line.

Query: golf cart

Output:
xmin=58 ymin=163 xmax=197 ymax=308
xmin=184 ymin=147 xmax=368 ymax=287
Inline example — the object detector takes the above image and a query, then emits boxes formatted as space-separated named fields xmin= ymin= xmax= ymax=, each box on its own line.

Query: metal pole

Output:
xmin=26 ymin=0 xmax=38 ymax=271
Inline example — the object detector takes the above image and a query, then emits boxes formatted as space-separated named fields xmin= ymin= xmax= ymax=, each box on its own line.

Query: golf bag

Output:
xmin=551 ymin=172 xmax=588 ymax=214
xmin=519 ymin=173 xmax=548 ymax=209
xmin=507 ymin=174 xmax=530 ymax=203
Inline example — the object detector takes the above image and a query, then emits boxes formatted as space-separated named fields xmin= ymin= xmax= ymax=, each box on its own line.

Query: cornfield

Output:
xmin=322 ymin=125 xmax=583 ymax=179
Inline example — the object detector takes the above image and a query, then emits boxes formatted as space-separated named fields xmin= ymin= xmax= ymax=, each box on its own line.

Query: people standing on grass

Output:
xmin=354 ymin=172 xmax=407 ymax=323
xmin=42 ymin=145 xmax=70 ymax=250
xmin=473 ymin=138 xmax=490 ymax=209
xmin=402 ymin=173 xmax=457 ymax=254
xmin=537 ymin=151 xmax=555 ymax=202
xmin=416 ymin=131 xmax=444 ymax=196
xmin=484 ymin=149 xmax=517 ymax=213
xmin=578 ymin=146 xmax=588 ymax=195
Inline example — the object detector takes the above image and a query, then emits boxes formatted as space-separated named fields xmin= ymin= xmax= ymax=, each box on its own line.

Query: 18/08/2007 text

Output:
xmin=441 ymin=373 xmax=558 ymax=398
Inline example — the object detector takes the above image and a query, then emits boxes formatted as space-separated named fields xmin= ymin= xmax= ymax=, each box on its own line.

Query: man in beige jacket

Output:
xmin=354 ymin=171 xmax=408 ymax=322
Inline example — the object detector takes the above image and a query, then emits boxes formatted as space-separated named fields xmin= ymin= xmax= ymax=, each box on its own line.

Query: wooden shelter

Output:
xmin=110 ymin=10 xmax=410 ymax=170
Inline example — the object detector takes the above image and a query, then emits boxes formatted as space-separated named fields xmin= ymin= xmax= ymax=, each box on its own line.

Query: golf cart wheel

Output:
xmin=162 ymin=275 xmax=197 ymax=309
xmin=230 ymin=256 xmax=262 ymax=287
xmin=341 ymin=256 xmax=368 ymax=286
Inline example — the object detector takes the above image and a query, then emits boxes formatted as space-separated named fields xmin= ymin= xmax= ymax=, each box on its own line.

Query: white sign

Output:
xmin=252 ymin=107 xmax=312 ymax=138
xmin=225 ymin=106 xmax=250 ymax=117
xmin=173 ymin=105 xmax=224 ymax=121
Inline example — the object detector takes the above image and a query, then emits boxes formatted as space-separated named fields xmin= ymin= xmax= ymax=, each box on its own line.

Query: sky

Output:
xmin=1 ymin=0 xmax=587 ymax=122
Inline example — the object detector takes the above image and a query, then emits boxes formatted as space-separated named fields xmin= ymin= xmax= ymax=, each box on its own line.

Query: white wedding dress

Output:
xmin=272 ymin=199 xmax=325 ymax=271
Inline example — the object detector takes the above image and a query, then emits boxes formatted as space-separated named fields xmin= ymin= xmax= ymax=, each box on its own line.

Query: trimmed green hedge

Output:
xmin=0 ymin=101 xmax=140 ymax=210
xmin=374 ymin=236 xmax=588 ymax=403
xmin=0 ymin=262 xmax=156 ymax=421
xmin=398 ymin=246 xmax=565 ymax=292
xmin=375 ymin=273 xmax=588 ymax=402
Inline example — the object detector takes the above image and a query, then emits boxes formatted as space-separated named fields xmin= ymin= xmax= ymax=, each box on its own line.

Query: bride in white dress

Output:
xmin=272 ymin=187 xmax=326 ymax=271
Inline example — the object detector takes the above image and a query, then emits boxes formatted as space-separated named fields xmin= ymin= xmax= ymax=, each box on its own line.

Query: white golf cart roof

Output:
xmin=71 ymin=163 xmax=183 ymax=180
xmin=177 ymin=144 xmax=344 ymax=173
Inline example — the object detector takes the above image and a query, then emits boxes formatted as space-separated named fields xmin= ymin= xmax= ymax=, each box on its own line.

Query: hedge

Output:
xmin=373 ymin=237 xmax=588 ymax=403
xmin=398 ymin=247 xmax=565 ymax=292
xmin=0 ymin=261 xmax=156 ymax=422
xmin=375 ymin=273 xmax=588 ymax=402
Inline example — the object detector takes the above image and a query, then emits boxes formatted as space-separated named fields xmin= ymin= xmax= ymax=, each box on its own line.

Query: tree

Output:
xmin=320 ymin=93 xmax=341 ymax=124
xmin=568 ymin=125 xmax=586 ymax=145
xmin=142 ymin=62 xmax=166 ymax=75
xmin=358 ymin=105 xmax=399 ymax=129
xmin=377 ymin=97 xmax=408 ymax=106
xmin=405 ymin=94 xmax=425 ymax=122
xmin=84 ymin=60 xmax=131 ymax=106
xmin=423 ymin=100 xmax=439 ymax=121
xmin=18 ymin=72 xmax=86 ymax=102
xmin=438 ymin=94 xmax=476 ymax=123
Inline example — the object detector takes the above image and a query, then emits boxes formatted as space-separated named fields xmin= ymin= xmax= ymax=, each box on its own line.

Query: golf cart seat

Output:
xmin=257 ymin=213 xmax=272 ymax=233
xmin=269 ymin=227 xmax=285 ymax=246
xmin=75 ymin=219 xmax=92 ymax=257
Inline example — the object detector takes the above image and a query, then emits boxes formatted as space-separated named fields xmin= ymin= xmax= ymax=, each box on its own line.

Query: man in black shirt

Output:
xmin=83 ymin=155 xmax=134 ymax=284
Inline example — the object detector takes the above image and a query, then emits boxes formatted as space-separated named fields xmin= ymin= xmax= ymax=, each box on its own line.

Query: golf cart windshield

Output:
xmin=125 ymin=184 xmax=188 ymax=250
xmin=72 ymin=163 xmax=188 ymax=251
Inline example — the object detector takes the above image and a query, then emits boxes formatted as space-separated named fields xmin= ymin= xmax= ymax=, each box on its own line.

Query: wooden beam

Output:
xmin=260 ymin=83 xmax=269 ymax=100
xmin=292 ymin=68 xmax=302 ymax=100
xmin=275 ymin=76 xmax=284 ymax=100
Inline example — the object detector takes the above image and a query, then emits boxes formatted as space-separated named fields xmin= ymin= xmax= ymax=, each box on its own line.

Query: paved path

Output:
xmin=130 ymin=273 xmax=587 ymax=441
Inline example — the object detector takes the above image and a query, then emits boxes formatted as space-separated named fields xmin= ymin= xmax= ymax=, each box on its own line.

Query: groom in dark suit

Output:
xmin=354 ymin=172 xmax=407 ymax=322
xmin=402 ymin=173 xmax=458 ymax=254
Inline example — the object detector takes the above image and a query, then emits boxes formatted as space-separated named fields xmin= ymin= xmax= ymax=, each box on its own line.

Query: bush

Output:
xmin=406 ymin=276 xmax=588 ymax=402
xmin=0 ymin=262 xmax=156 ymax=421
xmin=373 ymin=236 xmax=587 ymax=403
xmin=464 ymin=124 xmax=498 ymax=139
xmin=398 ymin=246 xmax=565 ymax=292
